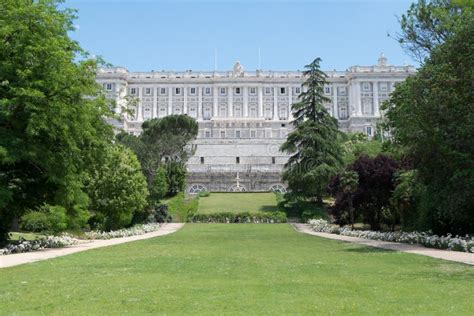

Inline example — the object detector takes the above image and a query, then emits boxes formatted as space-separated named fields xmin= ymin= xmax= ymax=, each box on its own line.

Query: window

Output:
xmin=280 ymin=87 xmax=286 ymax=94
xmin=145 ymin=88 xmax=151 ymax=95
xmin=380 ymin=83 xmax=388 ymax=91
xmin=363 ymin=82 xmax=370 ymax=91
xmin=205 ymin=131 xmax=211 ymax=138
xmin=235 ymin=87 xmax=241 ymax=95
xmin=160 ymin=88 xmax=166 ymax=95
xmin=220 ymin=131 xmax=225 ymax=138
xmin=295 ymin=87 xmax=301 ymax=94
xmin=175 ymin=87 xmax=181 ymax=95
xmin=236 ymin=130 xmax=241 ymax=138
xmin=236 ymin=157 xmax=240 ymax=164
xmin=366 ymin=126 xmax=373 ymax=137
xmin=220 ymin=87 xmax=226 ymax=95
xmin=106 ymin=83 xmax=112 ymax=91
xmin=130 ymin=88 xmax=136 ymax=95
xmin=205 ymin=87 xmax=211 ymax=95
xmin=200 ymin=157 xmax=204 ymax=164
xmin=250 ymin=87 xmax=256 ymax=94
xmin=325 ymin=86 xmax=331 ymax=94
xmin=250 ymin=130 xmax=256 ymax=138
xmin=265 ymin=87 xmax=271 ymax=95
xmin=272 ymin=157 xmax=276 ymax=164
xmin=190 ymin=87 xmax=196 ymax=95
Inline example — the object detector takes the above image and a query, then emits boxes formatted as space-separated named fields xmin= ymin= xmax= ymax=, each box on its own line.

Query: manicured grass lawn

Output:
xmin=1 ymin=224 xmax=473 ymax=314
xmin=9 ymin=232 xmax=45 ymax=241
xmin=198 ymin=192 xmax=279 ymax=213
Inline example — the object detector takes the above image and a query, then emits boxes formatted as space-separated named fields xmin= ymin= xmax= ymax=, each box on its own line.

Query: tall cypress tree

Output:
xmin=280 ymin=58 xmax=343 ymax=204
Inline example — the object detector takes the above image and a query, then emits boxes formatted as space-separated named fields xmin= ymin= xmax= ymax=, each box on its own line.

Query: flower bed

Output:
xmin=84 ymin=223 xmax=161 ymax=239
xmin=189 ymin=211 xmax=287 ymax=223
xmin=0 ymin=234 xmax=78 ymax=256
xmin=308 ymin=219 xmax=474 ymax=253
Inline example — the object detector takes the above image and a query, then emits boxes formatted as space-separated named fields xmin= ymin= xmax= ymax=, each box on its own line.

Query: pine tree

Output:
xmin=280 ymin=58 xmax=343 ymax=204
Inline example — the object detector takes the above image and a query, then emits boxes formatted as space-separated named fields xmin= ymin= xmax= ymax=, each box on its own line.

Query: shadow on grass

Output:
xmin=259 ymin=205 xmax=280 ymax=212
xmin=344 ymin=246 xmax=394 ymax=253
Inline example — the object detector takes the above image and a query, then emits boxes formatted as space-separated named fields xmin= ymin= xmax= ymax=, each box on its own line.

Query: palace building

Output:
xmin=97 ymin=54 xmax=415 ymax=193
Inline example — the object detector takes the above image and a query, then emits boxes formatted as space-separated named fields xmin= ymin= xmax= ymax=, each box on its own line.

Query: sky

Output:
xmin=66 ymin=0 xmax=416 ymax=72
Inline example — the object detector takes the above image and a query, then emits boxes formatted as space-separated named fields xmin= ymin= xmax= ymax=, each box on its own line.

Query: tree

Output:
xmin=384 ymin=10 xmax=474 ymax=234
xmin=339 ymin=171 xmax=359 ymax=229
xmin=394 ymin=0 xmax=472 ymax=63
xmin=280 ymin=58 xmax=343 ymax=204
xmin=86 ymin=145 xmax=148 ymax=231
xmin=117 ymin=115 xmax=198 ymax=201
xmin=0 ymin=0 xmax=113 ymax=245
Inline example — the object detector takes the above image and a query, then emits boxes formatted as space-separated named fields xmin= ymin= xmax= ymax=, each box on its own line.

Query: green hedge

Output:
xmin=188 ymin=211 xmax=287 ymax=223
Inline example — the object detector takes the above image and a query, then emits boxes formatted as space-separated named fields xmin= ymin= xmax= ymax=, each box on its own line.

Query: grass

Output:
xmin=9 ymin=232 xmax=45 ymax=241
xmin=1 ymin=224 xmax=473 ymax=314
xmin=162 ymin=192 xmax=199 ymax=222
xmin=198 ymin=192 xmax=279 ymax=214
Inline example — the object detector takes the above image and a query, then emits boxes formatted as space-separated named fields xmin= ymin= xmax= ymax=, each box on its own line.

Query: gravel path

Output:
xmin=0 ymin=223 xmax=184 ymax=269
xmin=292 ymin=223 xmax=474 ymax=266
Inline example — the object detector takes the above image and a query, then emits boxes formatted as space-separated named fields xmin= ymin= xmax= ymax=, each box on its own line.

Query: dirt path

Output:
xmin=292 ymin=223 xmax=474 ymax=266
xmin=0 ymin=223 xmax=185 ymax=269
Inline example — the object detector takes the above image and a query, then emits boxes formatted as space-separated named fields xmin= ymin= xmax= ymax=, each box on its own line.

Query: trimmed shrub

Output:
xmin=189 ymin=211 xmax=287 ymax=223
xmin=20 ymin=212 xmax=50 ymax=233
xmin=198 ymin=191 xmax=210 ymax=197
xmin=20 ymin=204 xmax=68 ymax=234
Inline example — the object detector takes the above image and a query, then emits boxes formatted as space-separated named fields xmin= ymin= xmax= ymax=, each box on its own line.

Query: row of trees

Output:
xmin=281 ymin=0 xmax=473 ymax=235
xmin=0 ymin=0 xmax=197 ymax=245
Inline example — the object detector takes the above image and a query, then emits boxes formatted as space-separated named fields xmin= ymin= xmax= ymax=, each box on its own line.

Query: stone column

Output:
xmin=152 ymin=86 xmax=157 ymax=118
xmin=356 ymin=81 xmax=362 ymax=116
xmin=213 ymin=86 xmax=218 ymax=118
xmin=137 ymin=102 xmax=143 ymax=121
xmin=332 ymin=85 xmax=338 ymax=119
xmin=168 ymin=86 xmax=173 ymax=115
xmin=243 ymin=86 xmax=249 ymax=117
xmin=198 ymin=85 xmax=203 ymax=120
xmin=273 ymin=87 xmax=278 ymax=120
xmin=373 ymin=81 xmax=380 ymax=116
xmin=288 ymin=86 xmax=293 ymax=121
xmin=183 ymin=86 xmax=188 ymax=115
xmin=258 ymin=86 xmax=263 ymax=118
xmin=227 ymin=86 xmax=233 ymax=117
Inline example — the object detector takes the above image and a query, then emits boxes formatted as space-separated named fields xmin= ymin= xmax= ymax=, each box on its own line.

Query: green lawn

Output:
xmin=1 ymin=224 xmax=473 ymax=314
xmin=198 ymin=192 xmax=279 ymax=213
xmin=9 ymin=232 xmax=45 ymax=241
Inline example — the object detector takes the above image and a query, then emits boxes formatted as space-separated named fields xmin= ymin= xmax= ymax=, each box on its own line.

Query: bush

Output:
xmin=20 ymin=204 xmax=68 ymax=234
xmin=301 ymin=207 xmax=328 ymax=223
xmin=189 ymin=211 xmax=287 ymax=223
xmin=84 ymin=223 xmax=161 ymax=240
xmin=0 ymin=234 xmax=78 ymax=256
xmin=86 ymin=144 xmax=149 ymax=231
xmin=20 ymin=212 xmax=50 ymax=233
xmin=308 ymin=219 xmax=474 ymax=253
xmin=198 ymin=191 xmax=210 ymax=197
xmin=152 ymin=204 xmax=172 ymax=223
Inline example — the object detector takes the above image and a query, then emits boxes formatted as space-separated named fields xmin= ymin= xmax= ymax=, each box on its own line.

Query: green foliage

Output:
xmin=280 ymin=58 xmax=343 ymax=204
xmin=20 ymin=212 xmax=50 ymax=233
xmin=341 ymin=132 xmax=384 ymax=165
xmin=149 ymin=166 xmax=168 ymax=204
xmin=86 ymin=145 xmax=149 ymax=231
xmin=197 ymin=191 xmax=210 ymax=197
xmin=395 ymin=0 xmax=472 ymax=63
xmin=117 ymin=115 xmax=198 ymax=197
xmin=165 ymin=161 xmax=187 ymax=195
xmin=0 ymin=0 xmax=113 ymax=244
xmin=384 ymin=11 xmax=474 ymax=234
xmin=301 ymin=207 xmax=328 ymax=223
xmin=20 ymin=204 xmax=67 ymax=234
xmin=189 ymin=211 xmax=287 ymax=223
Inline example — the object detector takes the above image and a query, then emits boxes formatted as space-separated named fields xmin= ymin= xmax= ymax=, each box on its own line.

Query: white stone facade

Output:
xmin=97 ymin=55 xmax=415 ymax=193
